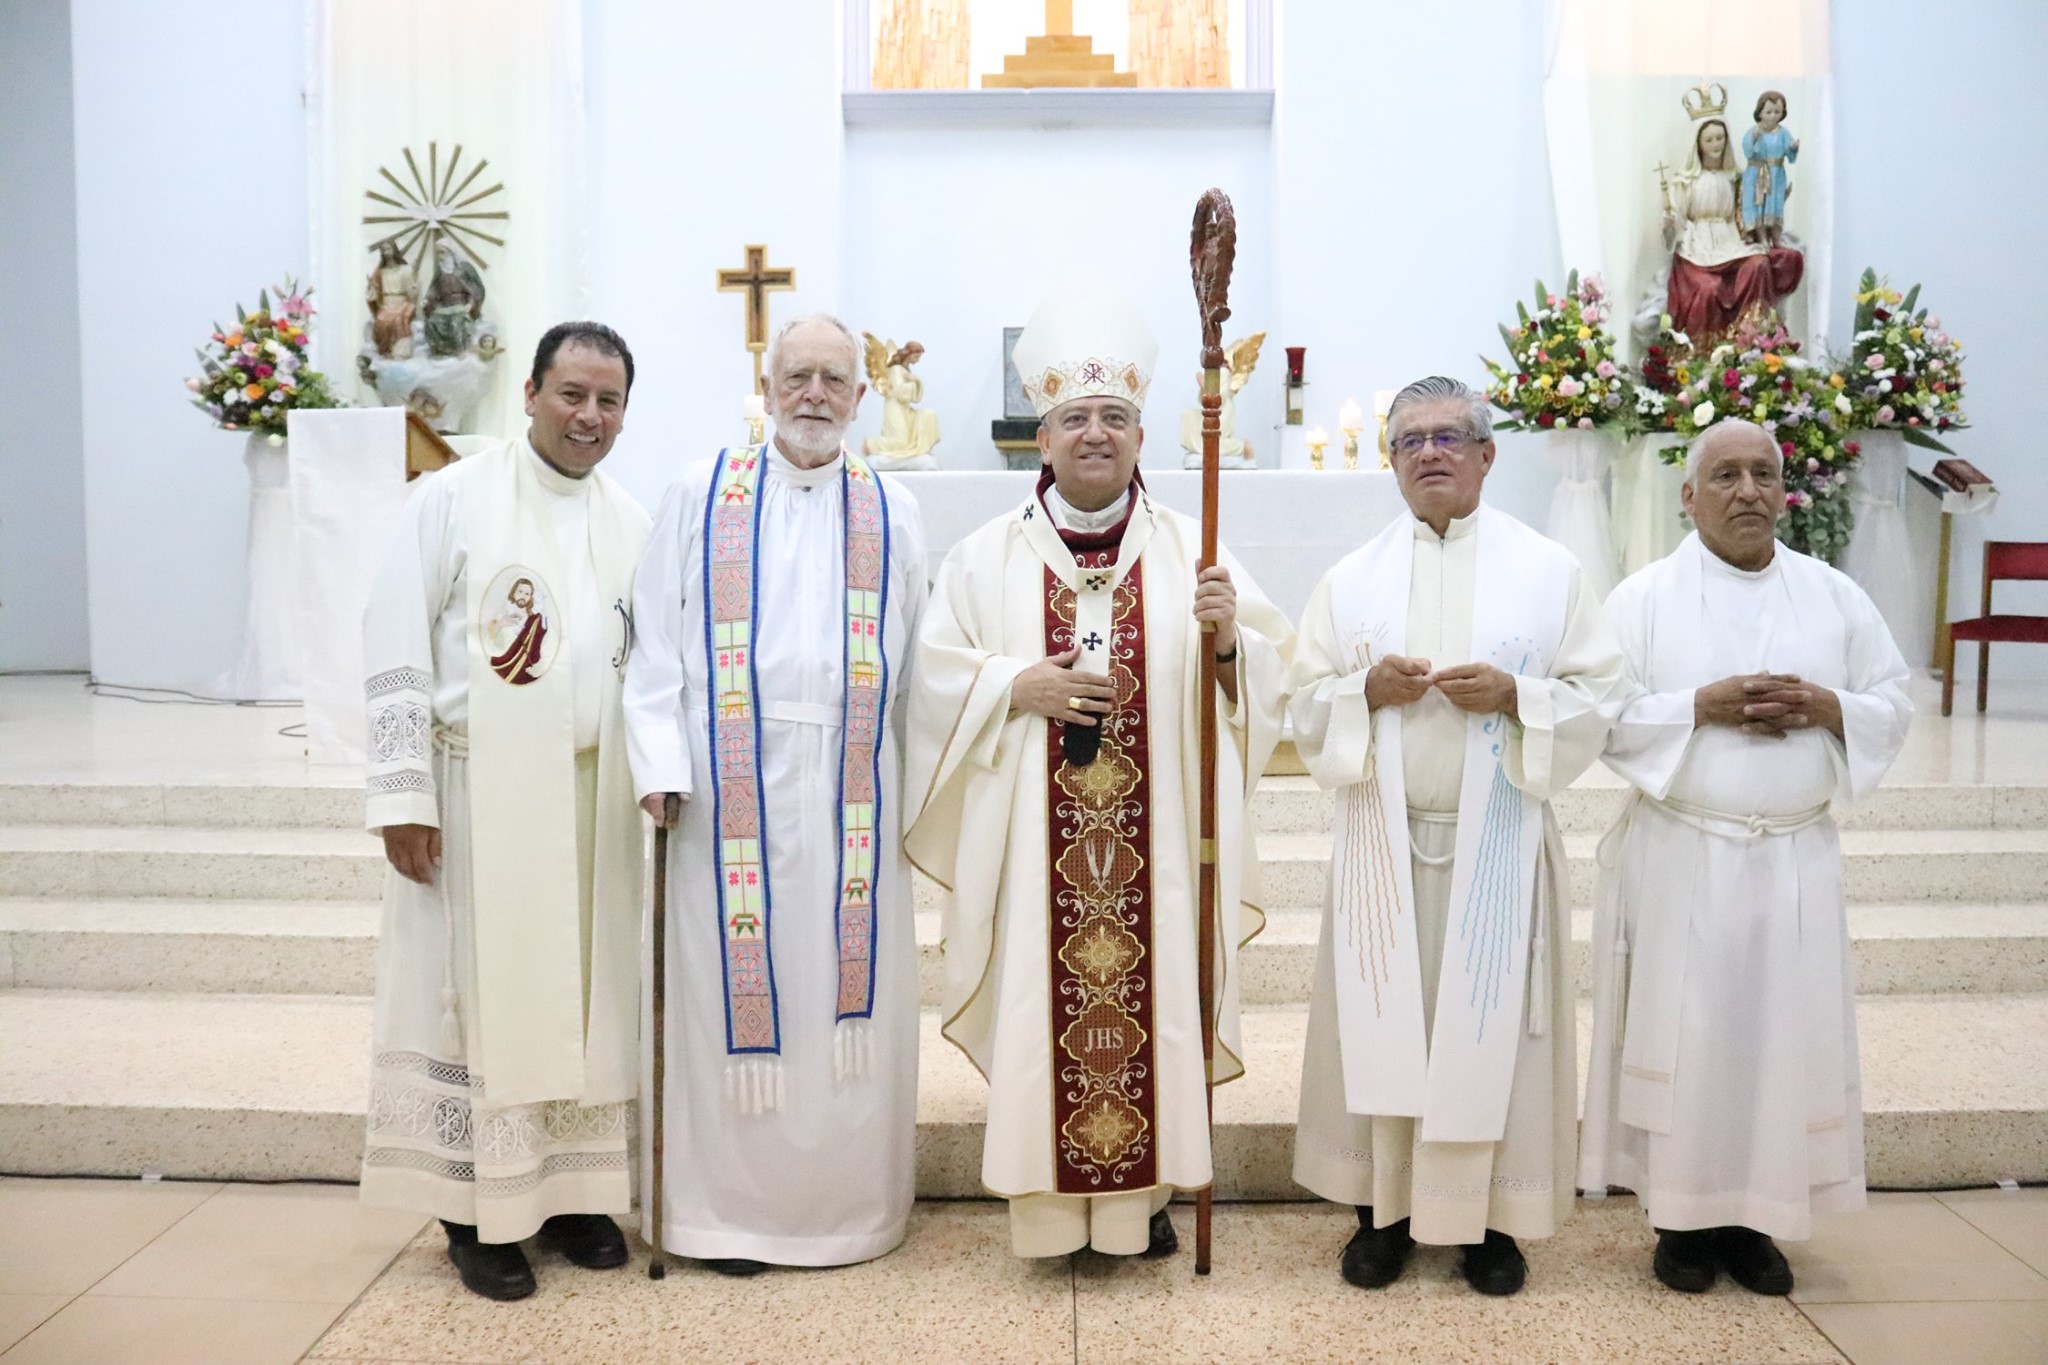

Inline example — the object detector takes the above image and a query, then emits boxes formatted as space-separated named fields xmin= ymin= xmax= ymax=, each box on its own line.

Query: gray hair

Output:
xmin=767 ymin=313 xmax=861 ymax=380
xmin=1386 ymin=375 xmax=1495 ymax=446
xmin=1684 ymin=417 xmax=1784 ymax=483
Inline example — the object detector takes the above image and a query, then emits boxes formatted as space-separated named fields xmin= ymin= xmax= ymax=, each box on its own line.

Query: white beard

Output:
xmin=772 ymin=408 xmax=848 ymax=463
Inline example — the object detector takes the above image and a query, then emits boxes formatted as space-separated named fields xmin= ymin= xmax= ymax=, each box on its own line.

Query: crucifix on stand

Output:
xmin=718 ymin=244 xmax=797 ymax=399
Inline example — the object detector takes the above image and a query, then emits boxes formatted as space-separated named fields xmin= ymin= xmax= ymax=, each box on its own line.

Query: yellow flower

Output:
xmin=1829 ymin=373 xmax=1846 ymax=389
xmin=1537 ymin=375 xmax=1554 ymax=389
xmin=1676 ymin=366 xmax=1692 ymax=385
xmin=1576 ymin=326 xmax=1591 ymax=341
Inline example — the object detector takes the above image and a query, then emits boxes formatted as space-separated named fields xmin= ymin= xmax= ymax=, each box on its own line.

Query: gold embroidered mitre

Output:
xmin=1013 ymin=274 xmax=1159 ymax=420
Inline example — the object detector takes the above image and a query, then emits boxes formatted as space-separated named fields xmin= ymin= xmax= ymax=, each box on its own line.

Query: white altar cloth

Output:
xmin=907 ymin=469 xmax=1409 ymax=623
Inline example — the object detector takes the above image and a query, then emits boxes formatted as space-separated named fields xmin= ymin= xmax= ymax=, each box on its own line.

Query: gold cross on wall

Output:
xmin=718 ymin=244 xmax=796 ymax=391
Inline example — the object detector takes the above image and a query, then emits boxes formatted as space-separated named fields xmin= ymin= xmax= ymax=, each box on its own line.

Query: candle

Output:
xmin=743 ymin=393 xmax=766 ymax=420
xmin=1304 ymin=425 xmax=1328 ymax=447
xmin=1338 ymin=399 xmax=1363 ymax=434
xmin=1372 ymin=390 xmax=1395 ymax=418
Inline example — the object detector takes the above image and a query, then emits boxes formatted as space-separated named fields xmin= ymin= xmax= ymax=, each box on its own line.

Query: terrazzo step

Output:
xmin=0 ymin=898 xmax=380 ymax=994
xmin=910 ymin=903 xmax=2048 ymax=1007
xmin=3 ymin=990 xmax=2042 ymax=1194
xmin=0 ymin=782 xmax=363 ymax=830
xmin=0 ymin=825 xmax=383 ymax=901
xmin=1252 ymin=776 xmax=2048 ymax=837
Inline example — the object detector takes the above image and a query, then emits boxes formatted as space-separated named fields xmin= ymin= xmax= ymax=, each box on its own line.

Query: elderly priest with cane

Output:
xmin=905 ymin=243 xmax=1293 ymax=1266
xmin=1289 ymin=375 xmax=1626 ymax=1296
xmin=1580 ymin=418 xmax=1911 ymax=1296
xmin=626 ymin=315 xmax=928 ymax=1276
xmin=358 ymin=322 xmax=652 ymax=1301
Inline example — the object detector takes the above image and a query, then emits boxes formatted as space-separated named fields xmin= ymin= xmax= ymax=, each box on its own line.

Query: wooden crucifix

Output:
xmin=718 ymin=244 xmax=797 ymax=393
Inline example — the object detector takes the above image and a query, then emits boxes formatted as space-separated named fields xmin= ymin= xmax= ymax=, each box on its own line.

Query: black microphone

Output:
xmin=1062 ymin=715 xmax=1102 ymax=767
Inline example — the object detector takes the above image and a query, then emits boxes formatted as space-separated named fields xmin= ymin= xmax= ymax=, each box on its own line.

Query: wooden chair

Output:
xmin=1942 ymin=541 xmax=2048 ymax=716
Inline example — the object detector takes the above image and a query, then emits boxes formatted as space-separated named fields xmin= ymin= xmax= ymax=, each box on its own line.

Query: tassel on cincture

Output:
xmin=1527 ymin=919 xmax=1550 ymax=1039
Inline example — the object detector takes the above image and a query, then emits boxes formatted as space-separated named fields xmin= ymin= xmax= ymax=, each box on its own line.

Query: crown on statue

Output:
xmin=1682 ymin=82 xmax=1729 ymax=122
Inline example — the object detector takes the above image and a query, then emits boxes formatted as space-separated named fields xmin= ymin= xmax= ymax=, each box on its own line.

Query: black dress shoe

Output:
xmin=445 ymin=1237 xmax=537 ymax=1301
xmin=1460 ymin=1229 xmax=1527 ymax=1296
xmin=1652 ymin=1228 xmax=1718 ymax=1293
xmin=1717 ymin=1226 xmax=1793 ymax=1295
xmin=1339 ymin=1210 xmax=1414 ymax=1289
xmin=704 ymin=1257 xmax=769 ymax=1277
xmin=1143 ymin=1208 xmax=1179 ymax=1258
xmin=538 ymin=1213 xmax=629 ymax=1270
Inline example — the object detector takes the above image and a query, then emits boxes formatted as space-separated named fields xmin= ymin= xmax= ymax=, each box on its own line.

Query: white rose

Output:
xmin=1691 ymin=401 xmax=1716 ymax=425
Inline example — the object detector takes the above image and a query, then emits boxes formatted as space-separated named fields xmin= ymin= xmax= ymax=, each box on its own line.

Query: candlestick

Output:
xmin=1338 ymin=399 xmax=1364 ymax=472
xmin=1373 ymin=389 xmax=1396 ymax=469
xmin=744 ymin=393 xmax=766 ymax=446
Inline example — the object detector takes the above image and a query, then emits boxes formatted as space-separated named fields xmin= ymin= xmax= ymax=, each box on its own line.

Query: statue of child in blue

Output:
xmin=1741 ymin=90 xmax=1800 ymax=248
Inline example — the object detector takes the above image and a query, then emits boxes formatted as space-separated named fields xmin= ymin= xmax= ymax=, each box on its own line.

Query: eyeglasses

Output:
xmin=1392 ymin=430 xmax=1481 ymax=457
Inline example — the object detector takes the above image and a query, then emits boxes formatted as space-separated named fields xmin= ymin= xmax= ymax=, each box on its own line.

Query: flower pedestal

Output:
xmin=223 ymin=433 xmax=301 ymax=701
xmin=1838 ymin=429 xmax=1924 ymax=662
xmin=1545 ymin=427 xmax=1620 ymax=601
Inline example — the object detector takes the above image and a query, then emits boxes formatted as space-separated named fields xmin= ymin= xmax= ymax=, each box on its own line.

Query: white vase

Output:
xmin=1838 ymin=429 xmax=1925 ymax=664
xmin=1544 ymin=427 xmax=1620 ymax=601
xmin=225 ymin=433 xmax=301 ymax=700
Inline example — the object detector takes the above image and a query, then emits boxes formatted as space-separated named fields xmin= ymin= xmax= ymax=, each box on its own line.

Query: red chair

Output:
xmin=1943 ymin=541 xmax=2048 ymax=716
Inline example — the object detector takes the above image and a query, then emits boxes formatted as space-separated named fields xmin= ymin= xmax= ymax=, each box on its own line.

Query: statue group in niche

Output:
xmin=1641 ymin=83 xmax=1805 ymax=350
xmin=359 ymin=239 xmax=502 ymax=434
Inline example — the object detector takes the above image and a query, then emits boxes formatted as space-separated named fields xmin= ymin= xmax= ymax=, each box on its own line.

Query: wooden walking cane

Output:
xmin=1189 ymin=188 xmax=1236 ymax=1278
xmin=647 ymin=794 xmax=681 ymax=1280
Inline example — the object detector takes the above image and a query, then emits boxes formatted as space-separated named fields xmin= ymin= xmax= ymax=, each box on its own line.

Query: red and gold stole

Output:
xmin=1042 ymin=501 xmax=1158 ymax=1194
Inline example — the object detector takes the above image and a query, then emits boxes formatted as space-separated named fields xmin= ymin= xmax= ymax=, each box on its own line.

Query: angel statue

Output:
xmin=860 ymin=334 xmax=941 ymax=471
xmin=1180 ymin=331 xmax=1265 ymax=469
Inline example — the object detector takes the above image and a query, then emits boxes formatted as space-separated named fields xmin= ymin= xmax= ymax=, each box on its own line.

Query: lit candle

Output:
xmin=743 ymin=393 xmax=766 ymax=420
xmin=1338 ymin=398 xmax=1364 ymax=434
xmin=1304 ymin=425 xmax=1329 ymax=471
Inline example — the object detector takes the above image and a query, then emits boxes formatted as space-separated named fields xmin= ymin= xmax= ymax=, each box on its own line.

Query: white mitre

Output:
xmin=1013 ymin=274 xmax=1158 ymax=419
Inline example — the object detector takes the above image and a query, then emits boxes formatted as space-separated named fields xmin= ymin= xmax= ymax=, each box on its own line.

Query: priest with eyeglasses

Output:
xmin=1288 ymin=376 xmax=1627 ymax=1296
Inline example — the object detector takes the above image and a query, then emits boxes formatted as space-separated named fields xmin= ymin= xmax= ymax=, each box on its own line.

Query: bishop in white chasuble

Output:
xmin=1580 ymin=420 xmax=1911 ymax=1297
xmin=359 ymin=325 xmax=652 ymax=1301
xmin=625 ymin=318 xmax=928 ymax=1271
xmin=906 ymin=280 xmax=1294 ymax=1260
xmin=1290 ymin=378 xmax=1625 ymax=1296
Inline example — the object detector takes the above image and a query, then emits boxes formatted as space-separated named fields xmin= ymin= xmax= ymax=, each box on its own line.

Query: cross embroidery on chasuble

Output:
xmin=1042 ymin=547 xmax=1157 ymax=1192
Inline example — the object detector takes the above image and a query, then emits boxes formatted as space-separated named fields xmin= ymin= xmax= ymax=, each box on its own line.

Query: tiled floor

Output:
xmin=2 ymin=1181 xmax=2044 ymax=1363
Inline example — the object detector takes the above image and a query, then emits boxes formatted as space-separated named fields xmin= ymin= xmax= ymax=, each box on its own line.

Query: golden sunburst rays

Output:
xmin=362 ymin=142 xmax=508 ymax=272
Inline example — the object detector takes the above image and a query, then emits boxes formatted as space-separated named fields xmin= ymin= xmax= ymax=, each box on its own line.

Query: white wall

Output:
xmin=1834 ymin=2 xmax=2048 ymax=672
xmin=57 ymin=0 xmax=2048 ymax=685
xmin=0 ymin=0 xmax=89 ymax=671
xmin=70 ymin=0 xmax=309 ymax=691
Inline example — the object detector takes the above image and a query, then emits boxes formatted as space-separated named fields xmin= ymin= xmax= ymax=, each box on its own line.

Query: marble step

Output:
xmin=0 ymin=824 xmax=383 ymax=901
xmin=7 ymin=894 xmax=2042 ymax=1006
xmin=5 ymin=776 xmax=2042 ymax=840
xmin=1253 ymin=776 xmax=2048 ymax=837
xmin=2 ymin=990 xmax=2041 ymax=1194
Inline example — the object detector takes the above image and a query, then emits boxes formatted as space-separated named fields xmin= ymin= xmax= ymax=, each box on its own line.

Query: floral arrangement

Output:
xmin=186 ymin=276 xmax=340 ymax=441
xmin=1845 ymin=267 xmax=1967 ymax=451
xmin=1643 ymin=314 xmax=1862 ymax=564
xmin=1481 ymin=271 xmax=1638 ymax=433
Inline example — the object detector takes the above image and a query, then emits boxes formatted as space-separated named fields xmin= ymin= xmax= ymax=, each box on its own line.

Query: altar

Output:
xmin=907 ymin=467 xmax=1407 ymax=622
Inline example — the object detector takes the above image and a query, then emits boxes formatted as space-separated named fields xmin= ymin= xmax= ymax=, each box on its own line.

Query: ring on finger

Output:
xmin=1069 ymin=696 xmax=1085 ymax=713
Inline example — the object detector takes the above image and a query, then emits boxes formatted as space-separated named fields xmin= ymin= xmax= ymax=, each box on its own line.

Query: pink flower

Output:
xmin=1577 ymin=416 xmax=1593 ymax=429
xmin=1595 ymin=360 xmax=1617 ymax=379
xmin=1780 ymin=441 xmax=1794 ymax=457
xmin=1876 ymin=405 xmax=1895 ymax=424
xmin=1806 ymin=457 xmax=1820 ymax=472
xmin=1556 ymin=376 xmax=1584 ymax=398
xmin=254 ymin=364 xmax=273 ymax=379
xmin=1865 ymin=353 xmax=1885 ymax=370
xmin=1723 ymin=369 xmax=1741 ymax=389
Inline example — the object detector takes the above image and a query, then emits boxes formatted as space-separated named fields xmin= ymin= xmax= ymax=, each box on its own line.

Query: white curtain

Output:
xmin=223 ymin=436 xmax=300 ymax=701
xmin=305 ymin=0 xmax=587 ymax=439
xmin=1546 ymin=428 xmax=1621 ymax=601
xmin=1544 ymin=0 xmax=1834 ymax=575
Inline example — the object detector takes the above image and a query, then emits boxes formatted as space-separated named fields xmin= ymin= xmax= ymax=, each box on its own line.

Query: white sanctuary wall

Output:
xmin=52 ymin=0 xmax=2048 ymax=686
xmin=1834 ymin=1 xmax=2048 ymax=669
xmin=68 ymin=0 xmax=309 ymax=692
xmin=0 ymin=0 xmax=89 ymax=671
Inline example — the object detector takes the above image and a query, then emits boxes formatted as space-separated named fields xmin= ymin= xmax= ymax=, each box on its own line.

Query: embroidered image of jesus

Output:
xmin=483 ymin=573 xmax=552 ymax=684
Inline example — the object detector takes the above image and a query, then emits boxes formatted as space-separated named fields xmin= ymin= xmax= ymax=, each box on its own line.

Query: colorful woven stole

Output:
xmin=702 ymin=445 xmax=890 ymax=1113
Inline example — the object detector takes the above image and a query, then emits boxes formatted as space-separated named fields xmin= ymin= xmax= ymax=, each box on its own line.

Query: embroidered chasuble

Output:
xmin=1580 ymin=535 xmax=1910 ymax=1241
xmin=625 ymin=445 xmax=929 ymax=1267
xmin=906 ymin=475 xmax=1295 ymax=1255
xmin=358 ymin=439 xmax=651 ymax=1244
xmin=1290 ymin=507 xmax=1625 ymax=1246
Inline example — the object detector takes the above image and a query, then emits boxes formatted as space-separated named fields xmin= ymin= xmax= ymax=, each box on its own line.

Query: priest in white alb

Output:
xmin=1290 ymin=376 xmax=1626 ymax=1296
xmin=905 ymin=279 xmax=1293 ymax=1261
xmin=1580 ymin=418 xmax=1911 ymax=1297
xmin=626 ymin=315 xmax=928 ymax=1274
xmin=360 ymin=323 xmax=653 ymax=1301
